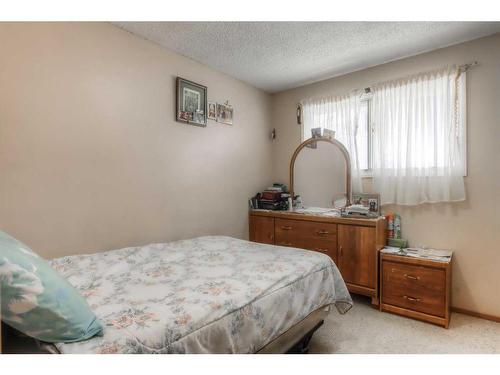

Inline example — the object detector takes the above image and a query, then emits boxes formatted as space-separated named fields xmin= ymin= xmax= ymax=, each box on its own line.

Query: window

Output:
xmin=300 ymin=67 xmax=467 ymax=205
xmin=301 ymin=92 xmax=363 ymax=193
xmin=300 ymin=94 xmax=370 ymax=172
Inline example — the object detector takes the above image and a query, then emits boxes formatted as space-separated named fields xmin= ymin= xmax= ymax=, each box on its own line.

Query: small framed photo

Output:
xmin=311 ymin=127 xmax=322 ymax=138
xmin=216 ymin=102 xmax=233 ymax=125
xmin=176 ymin=77 xmax=207 ymax=127
xmin=306 ymin=127 xmax=322 ymax=148
xmin=207 ymin=102 xmax=217 ymax=121
xmin=323 ymin=128 xmax=335 ymax=140
xmin=352 ymin=193 xmax=380 ymax=216
xmin=178 ymin=111 xmax=192 ymax=121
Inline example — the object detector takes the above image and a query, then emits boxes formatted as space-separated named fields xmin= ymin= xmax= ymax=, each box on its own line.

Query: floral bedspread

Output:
xmin=50 ymin=236 xmax=352 ymax=353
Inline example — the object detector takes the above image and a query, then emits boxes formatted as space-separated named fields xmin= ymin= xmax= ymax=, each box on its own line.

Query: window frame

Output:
xmin=359 ymin=98 xmax=373 ymax=176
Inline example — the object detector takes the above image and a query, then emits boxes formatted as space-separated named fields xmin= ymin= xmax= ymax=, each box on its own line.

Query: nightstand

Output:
xmin=380 ymin=250 xmax=452 ymax=328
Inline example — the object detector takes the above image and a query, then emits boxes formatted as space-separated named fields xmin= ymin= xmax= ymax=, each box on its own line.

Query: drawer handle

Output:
xmin=280 ymin=242 xmax=292 ymax=246
xmin=404 ymin=274 xmax=420 ymax=280
xmin=314 ymin=248 xmax=329 ymax=253
xmin=281 ymin=226 xmax=292 ymax=230
xmin=404 ymin=295 xmax=421 ymax=302
xmin=316 ymin=230 xmax=330 ymax=236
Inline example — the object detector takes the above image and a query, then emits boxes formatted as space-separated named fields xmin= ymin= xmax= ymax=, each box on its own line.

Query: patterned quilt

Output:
xmin=50 ymin=236 xmax=352 ymax=353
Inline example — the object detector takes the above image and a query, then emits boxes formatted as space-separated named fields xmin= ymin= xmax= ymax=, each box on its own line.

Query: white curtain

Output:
xmin=371 ymin=67 xmax=466 ymax=205
xmin=301 ymin=93 xmax=362 ymax=193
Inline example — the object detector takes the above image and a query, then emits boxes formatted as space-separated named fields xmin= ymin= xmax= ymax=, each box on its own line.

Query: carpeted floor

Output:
xmin=309 ymin=296 xmax=500 ymax=354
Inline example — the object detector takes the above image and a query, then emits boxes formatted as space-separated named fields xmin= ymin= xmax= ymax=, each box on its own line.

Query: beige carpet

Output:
xmin=309 ymin=296 xmax=500 ymax=354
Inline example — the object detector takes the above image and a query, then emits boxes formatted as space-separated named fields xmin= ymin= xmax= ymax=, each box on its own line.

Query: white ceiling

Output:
xmin=113 ymin=22 xmax=500 ymax=93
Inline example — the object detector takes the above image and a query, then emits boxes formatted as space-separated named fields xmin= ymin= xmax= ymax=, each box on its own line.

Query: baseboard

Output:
xmin=452 ymin=307 xmax=500 ymax=323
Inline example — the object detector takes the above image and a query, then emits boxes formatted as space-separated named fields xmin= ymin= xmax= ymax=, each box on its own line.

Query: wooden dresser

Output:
xmin=249 ymin=209 xmax=386 ymax=305
xmin=380 ymin=252 xmax=452 ymax=328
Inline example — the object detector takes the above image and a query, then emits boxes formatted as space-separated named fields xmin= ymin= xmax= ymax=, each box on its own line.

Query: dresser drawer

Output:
xmin=287 ymin=237 xmax=338 ymax=261
xmin=275 ymin=218 xmax=337 ymax=243
xmin=275 ymin=218 xmax=337 ymax=262
xmin=382 ymin=260 xmax=446 ymax=317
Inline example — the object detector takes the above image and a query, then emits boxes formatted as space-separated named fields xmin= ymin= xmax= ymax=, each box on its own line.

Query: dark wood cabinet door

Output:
xmin=338 ymin=224 xmax=376 ymax=289
xmin=249 ymin=216 xmax=275 ymax=244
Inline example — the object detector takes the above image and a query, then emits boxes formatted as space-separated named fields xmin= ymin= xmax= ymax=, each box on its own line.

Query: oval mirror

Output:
xmin=290 ymin=137 xmax=352 ymax=209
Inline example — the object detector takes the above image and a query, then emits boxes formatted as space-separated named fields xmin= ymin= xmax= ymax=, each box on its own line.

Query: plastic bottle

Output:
xmin=386 ymin=213 xmax=394 ymax=239
xmin=394 ymin=214 xmax=402 ymax=239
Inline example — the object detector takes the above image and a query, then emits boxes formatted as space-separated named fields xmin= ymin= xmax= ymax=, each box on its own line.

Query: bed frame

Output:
xmin=257 ymin=306 xmax=329 ymax=354
xmin=1 ymin=306 xmax=329 ymax=354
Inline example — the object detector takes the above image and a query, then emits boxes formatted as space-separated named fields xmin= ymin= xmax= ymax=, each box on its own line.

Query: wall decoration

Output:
xmin=216 ymin=102 xmax=233 ymax=125
xmin=176 ymin=77 xmax=207 ymax=127
xmin=207 ymin=101 xmax=217 ymax=121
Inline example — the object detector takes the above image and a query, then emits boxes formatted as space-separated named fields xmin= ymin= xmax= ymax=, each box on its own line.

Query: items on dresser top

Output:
xmin=342 ymin=204 xmax=378 ymax=218
xmin=249 ymin=183 xmax=291 ymax=211
xmin=380 ymin=250 xmax=452 ymax=328
xmin=293 ymin=207 xmax=341 ymax=217
xmin=351 ymin=193 xmax=380 ymax=217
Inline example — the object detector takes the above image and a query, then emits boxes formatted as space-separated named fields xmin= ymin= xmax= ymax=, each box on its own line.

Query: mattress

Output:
xmin=49 ymin=236 xmax=352 ymax=353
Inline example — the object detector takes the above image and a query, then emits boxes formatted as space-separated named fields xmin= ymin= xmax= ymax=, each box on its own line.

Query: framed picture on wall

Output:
xmin=216 ymin=102 xmax=233 ymax=125
xmin=176 ymin=77 xmax=207 ymax=127
xmin=207 ymin=101 xmax=217 ymax=121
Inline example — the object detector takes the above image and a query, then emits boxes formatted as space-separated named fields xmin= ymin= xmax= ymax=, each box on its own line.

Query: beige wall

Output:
xmin=0 ymin=22 xmax=273 ymax=258
xmin=271 ymin=33 xmax=500 ymax=316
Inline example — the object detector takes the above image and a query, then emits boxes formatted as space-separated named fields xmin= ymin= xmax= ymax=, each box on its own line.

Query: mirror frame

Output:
xmin=289 ymin=137 xmax=352 ymax=208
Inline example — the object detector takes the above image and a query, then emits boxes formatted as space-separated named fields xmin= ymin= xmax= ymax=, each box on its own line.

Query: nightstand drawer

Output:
xmin=382 ymin=260 xmax=446 ymax=318
xmin=382 ymin=287 xmax=445 ymax=317
xmin=383 ymin=261 xmax=446 ymax=294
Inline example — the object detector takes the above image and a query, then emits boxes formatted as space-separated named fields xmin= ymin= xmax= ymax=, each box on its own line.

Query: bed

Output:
xmin=3 ymin=236 xmax=352 ymax=354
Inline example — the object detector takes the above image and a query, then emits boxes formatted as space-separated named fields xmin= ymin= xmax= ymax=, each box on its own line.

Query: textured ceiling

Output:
xmin=113 ymin=22 xmax=500 ymax=93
